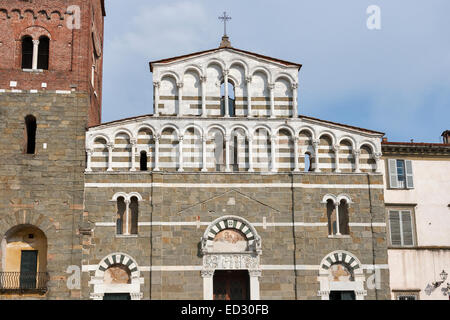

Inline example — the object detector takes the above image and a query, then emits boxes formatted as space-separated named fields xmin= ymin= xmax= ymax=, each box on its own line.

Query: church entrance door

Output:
xmin=213 ymin=270 xmax=249 ymax=300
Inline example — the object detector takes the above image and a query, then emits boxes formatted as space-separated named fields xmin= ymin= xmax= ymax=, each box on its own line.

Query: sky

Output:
xmin=101 ymin=0 xmax=450 ymax=143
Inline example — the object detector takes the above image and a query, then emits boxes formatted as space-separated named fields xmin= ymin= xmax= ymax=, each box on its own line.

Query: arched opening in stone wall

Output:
xmin=129 ymin=196 xmax=139 ymax=235
xmin=37 ymin=36 xmax=49 ymax=70
xmin=1 ymin=225 xmax=47 ymax=291
xmin=21 ymin=36 xmax=33 ymax=69
xmin=24 ymin=115 xmax=37 ymax=154
xmin=116 ymin=196 xmax=126 ymax=235
xmin=213 ymin=270 xmax=250 ymax=300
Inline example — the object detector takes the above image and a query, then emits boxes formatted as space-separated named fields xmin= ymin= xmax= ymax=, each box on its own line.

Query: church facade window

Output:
xmin=37 ymin=36 xmax=49 ymax=70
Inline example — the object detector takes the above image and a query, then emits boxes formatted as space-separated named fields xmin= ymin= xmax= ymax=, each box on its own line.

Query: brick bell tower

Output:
xmin=0 ymin=0 xmax=105 ymax=299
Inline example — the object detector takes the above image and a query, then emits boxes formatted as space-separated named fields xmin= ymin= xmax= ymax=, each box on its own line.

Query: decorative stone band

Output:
xmin=96 ymin=253 xmax=139 ymax=279
xmin=319 ymin=250 xmax=363 ymax=275
xmin=206 ymin=218 xmax=255 ymax=244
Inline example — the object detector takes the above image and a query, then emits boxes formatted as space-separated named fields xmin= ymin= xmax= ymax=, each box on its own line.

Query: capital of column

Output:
xmin=224 ymin=135 xmax=230 ymax=142
xmin=247 ymin=134 xmax=254 ymax=143
xmin=32 ymin=39 xmax=40 ymax=46
xmin=291 ymin=82 xmax=299 ymax=90
xmin=130 ymin=138 xmax=137 ymax=146
xmin=223 ymin=69 xmax=229 ymax=77
xmin=353 ymin=150 xmax=361 ymax=157
xmin=201 ymin=270 xmax=215 ymax=278
xmin=268 ymin=83 xmax=275 ymax=90
xmin=374 ymin=152 xmax=382 ymax=160
xmin=177 ymin=82 xmax=184 ymax=88
xmin=312 ymin=139 xmax=320 ymax=148
xmin=86 ymin=148 xmax=94 ymax=155
xmin=153 ymin=81 xmax=160 ymax=88
xmin=200 ymin=76 xmax=207 ymax=83
xmin=248 ymin=269 xmax=262 ymax=277
xmin=154 ymin=134 xmax=161 ymax=142
xmin=178 ymin=135 xmax=184 ymax=142
xmin=333 ymin=144 xmax=340 ymax=152
xmin=245 ymin=76 xmax=252 ymax=83
xmin=106 ymin=142 xmax=114 ymax=150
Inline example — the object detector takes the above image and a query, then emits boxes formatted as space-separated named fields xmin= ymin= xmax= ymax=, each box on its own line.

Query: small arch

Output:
xmin=229 ymin=60 xmax=249 ymax=76
xmin=251 ymin=67 xmax=272 ymax=83
xmin=206 ymin=124 xmax=226 ymax=137
xmin=113 ymin=128 xmax=134 ymax=141
xmin=274 ymin=73 xmax=295 ymax=85
xmin=275 ymin=125 xmax=295 ymax=137
xmin=24 ymin=115 xmax=37 ymax=154
xmin=318 ymin=131 xmax=336 ymax=145
xmin=159 ymin=71 xmax=180 ymax=84
xmin=206 ymin=59 xmax=226 ymax=71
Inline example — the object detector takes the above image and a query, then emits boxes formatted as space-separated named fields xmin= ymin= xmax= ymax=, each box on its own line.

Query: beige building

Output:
xmin=381 ymin=131 xmax=450 ymax=300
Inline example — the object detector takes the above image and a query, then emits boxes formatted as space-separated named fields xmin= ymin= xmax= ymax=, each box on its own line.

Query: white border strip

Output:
xmin=82 ymin=264 xmax=389 ymax=272
xmin=85 ymin=182 xmax=383 ymax=189
xmin=95 ymin=222 xmax=385 ymax=227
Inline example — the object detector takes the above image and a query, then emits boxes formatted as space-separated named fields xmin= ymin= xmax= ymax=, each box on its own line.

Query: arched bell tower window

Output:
xmin=21 ymin=36 xmax=33 ymax=69
xmin=24 ymin=115 xmax=37 ymax=154
xmin=37 ymin=36 xmax=49 ymax=70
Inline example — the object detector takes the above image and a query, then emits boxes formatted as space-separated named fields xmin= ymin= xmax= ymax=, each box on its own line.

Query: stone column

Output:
xmin=249 ymin=270 xmax=261 ymax=300
xmin=312 ymin=139 xmax=320 ymax=172
xmin=270 ymin=135 xmax=277 ymax=172
xmin=32 ymin=39 xmax=39 ymax=70
xmin=153 ymin=81 xmax=160 ymax=116
xmin=248 ymin=135 xmax=254 ymax=172
xmin=177 ymin=82 xmax=183 ymax=117
xmin=293 ymin=137 xmax=300 ymax=172
xmin=291 ymin=83 xmax=298 ymax=117
xmin=178 ymin=135 xmax=184 ymax=172
xmin=246 ymin=76 xmax=253 ymax=117
xmin=333 ymin=144 xmax=341 ymax=173
xmin=201 ymin=135 xmax=208 ymax=172
xmin=130 ymin=138 xmax=137 ymax=171
xmin=224 ymin=135 xmax=231 ymax=172
xmin=124 ymin=198 xmax=131 ymax=235
xmin=86 ymin=149 xmax=93 ymax=172
xmin=353 ymin=150 xmax=361 ymax=173
xmin=334 ymin=203 xmax=341 ymax=236
xmin=374 ymin=152 xmax=382 ymax=173
xmin=223 ymin=69 xmax=230 ymax=117
xmin=269 ymin=83 xmax=275 ymax=118
xmin=200 ymin=76 xmax=207 ymax=117
xmin=154 ymin=134 xmax=160 ymax=172
xmin=107 ymin=143 xmax=114 ymax=172
xmin=201 ymin=270 xmax=214 ymax=300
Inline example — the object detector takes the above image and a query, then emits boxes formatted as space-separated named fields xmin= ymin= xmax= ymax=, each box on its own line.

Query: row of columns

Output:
xmin=153 ymin=72 xmax=299 ymax=118
xmin=86 ymin=137 xmax=382 ymax=173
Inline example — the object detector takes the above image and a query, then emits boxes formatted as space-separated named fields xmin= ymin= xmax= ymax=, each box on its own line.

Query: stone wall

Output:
xmin=82 ymin=171 xmax=390 ymax=300
xmin=0 ymin=92 xmax=89 ymax=299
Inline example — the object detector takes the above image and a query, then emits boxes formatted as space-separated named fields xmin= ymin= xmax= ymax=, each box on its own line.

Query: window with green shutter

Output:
xmin=388 ymin=159 xmax=414 ymax=189
xmin=389 ymin=210 xmax=415 ymax=246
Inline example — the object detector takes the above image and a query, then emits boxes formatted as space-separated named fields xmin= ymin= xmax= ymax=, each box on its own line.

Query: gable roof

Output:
xmin=149 ymin=46 xmax=302 ymax=72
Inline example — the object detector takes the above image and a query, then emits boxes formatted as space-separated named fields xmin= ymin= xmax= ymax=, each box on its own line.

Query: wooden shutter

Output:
xmin=405 ymin=160 xmax=414 ymax=189
xmin=388 ymin=159 xmax=398 ymax=188
xmin=389 ymin=211 xmax=402 ymax=246
xmin=401 ymin=211 xmax=414 ymax=245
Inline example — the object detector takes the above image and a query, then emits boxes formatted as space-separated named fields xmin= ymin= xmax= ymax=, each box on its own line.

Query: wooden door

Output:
xmin=213 ymin=270 xmax=249 ymax=300
xmin=20 ymin=250 xmax=38 ymax=289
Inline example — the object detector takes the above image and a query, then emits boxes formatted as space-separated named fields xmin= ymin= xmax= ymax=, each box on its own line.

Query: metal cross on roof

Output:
xmin=218 ymin=11 xmax=232 ymax=36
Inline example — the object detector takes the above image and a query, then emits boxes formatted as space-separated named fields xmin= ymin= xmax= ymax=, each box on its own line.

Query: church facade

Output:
xmin=0 ymin=0 xmax=391 ymax=300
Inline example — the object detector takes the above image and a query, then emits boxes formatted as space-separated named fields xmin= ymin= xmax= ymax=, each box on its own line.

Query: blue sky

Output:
xmin=101 ymin=0 xmax=450 ymax=143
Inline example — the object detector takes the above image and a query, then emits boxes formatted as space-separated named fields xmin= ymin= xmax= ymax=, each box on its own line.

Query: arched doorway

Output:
xmin=201 ymin=216 xmax=262 ymax=300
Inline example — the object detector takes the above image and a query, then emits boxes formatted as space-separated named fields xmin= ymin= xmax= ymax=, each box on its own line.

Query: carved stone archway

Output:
xmin=317 ymin=250 xmax=367 ymax=300
xmin=89 ymin=253 xmax=143 ymax=300
xmin=200 ymin=215 xmax=262 ymax=300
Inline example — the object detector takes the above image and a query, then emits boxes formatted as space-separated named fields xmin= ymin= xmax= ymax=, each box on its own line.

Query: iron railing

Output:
xmin=0 ymin=272 xmax=49 ymax=293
